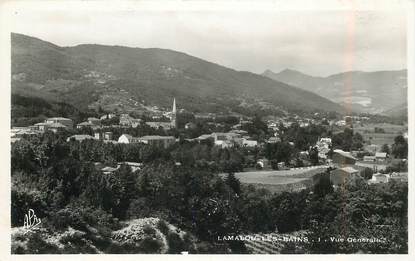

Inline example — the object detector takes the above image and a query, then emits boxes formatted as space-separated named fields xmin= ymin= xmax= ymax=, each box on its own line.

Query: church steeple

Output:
xmin=171 ymin=98 xmax=177 ymax=128
xmin=172 ymin=98 xmax=176 ymax=114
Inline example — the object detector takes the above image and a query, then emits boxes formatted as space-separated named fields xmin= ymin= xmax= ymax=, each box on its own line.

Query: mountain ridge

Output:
xmin=263 ymin=68 xmax=407 ymax=114
xmin=11 ymin=33 xmax=343 ymax=115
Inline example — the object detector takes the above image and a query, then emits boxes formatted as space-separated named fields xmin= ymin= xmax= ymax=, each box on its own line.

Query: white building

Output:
xmin=118 ymin=134 xmax=140 ymax=144
xmin=242 ymin=139 xmax=258 ymax=147
xmin=369 ymin=173 xmax=390 ymax=184
xmin=375 ymin=152 xmax=387 ymax=162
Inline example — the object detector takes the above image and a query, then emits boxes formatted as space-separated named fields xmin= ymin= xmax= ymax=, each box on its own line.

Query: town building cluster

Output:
xmin=10 ymin=97 xmax=407 ymax=187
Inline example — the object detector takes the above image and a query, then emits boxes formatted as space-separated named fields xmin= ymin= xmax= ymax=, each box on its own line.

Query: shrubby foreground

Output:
xmin=11 ymin=133 xmax=407 ymax=254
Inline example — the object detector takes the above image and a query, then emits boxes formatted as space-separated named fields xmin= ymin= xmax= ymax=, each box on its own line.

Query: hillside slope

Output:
xmin=11 ymin=33 xmax=343 ymax=115
xmin=263 ymin=68 xmax=407 ymax=114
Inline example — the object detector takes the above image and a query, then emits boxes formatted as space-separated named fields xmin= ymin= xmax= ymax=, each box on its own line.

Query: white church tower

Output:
xmin=171 ymin=98 xmax=177 ymax=129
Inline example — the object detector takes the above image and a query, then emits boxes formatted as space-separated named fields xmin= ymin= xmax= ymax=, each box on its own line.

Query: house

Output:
xmin=351 ymin=150 xmax=364 ymax=157
xmin=336 ymin=120 xmax=346 ymax=126
xmin=267 ymin=137 xmax=281 ymax=144
xmin=375 ymin=152 xmax=387 ymax=162
xmin=256 ymin=158 xmax=269 ymax=168
xmin=32 ymin=117 xmax=73 ymax=133
xmin=77 ymin=117 xmax=102 ymax=129
xmin=195 ymin=134 xmax=214 ymax=142
xmin=11 ymin=137 xmax=21 ymax=143
xmin=212 ymin=132 xmax=241 ymax=141
xmin=11 ymin=127 xmax=41 ymax=137
xmin=117 ymin=162 xmax=143 ymax=172
xmin=369 ymin=173 xmax=390 ymax=184
xmin=33 ymin=122 xmax=50 ymax=132
xmin=77 ymin=121 xmax=100 ymax=130
xmin=45 ymin=117 xmax=73 ymax=130
xmin=193 ymin=131 xmax=256 ymax=148
xmin=137 ymin=135 xmax=176 ymax=148
xmin=212 ymin=132 xmax=236 ymax=141
xmin=184 ymin=122 xmax=197 ymax=130
xmin=48 ymin=122 xmax=68 ymax=133
xmin=330 ymin=167 xmax=360 ymax=187
xmin=11 ymin=127 xmax=29 ymax=136
xmin=120 ymin=114 xmax=141 ymax=127
xmin=118 ymin=134 xmax=140 ymax=144
xmin=87 ymin=117 xmax=101 ymax=125
xmin=242 ymin=139 xmax=258 ymax=147
xmin=363 ymin=156 xmax=376 ymax=162
xmin=101 ymin=166 xmax=119 ymax=175
xmin=332 ymin=149 xmax=357 ymax=165
xmin=94 ymin=131 xmax=113 ymax=140
xmin=299 ymin=151 xmax=309 ymax=160
xmin=277 ymin=162 xmax=288 ymax=170
xmin=389 ymin=172 xmax=408 ymax=183
xmin=214 ymin=140 xmax=233 ymax=148
xmin=319 ymin=138 xmax=332 ymax=144
xmin=100 ymin=113 xmax=116 ymax=120
xmin=66 ymin=134 xmax=97 ymax=142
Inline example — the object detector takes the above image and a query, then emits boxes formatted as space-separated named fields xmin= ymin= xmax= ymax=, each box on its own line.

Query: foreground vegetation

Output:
xmin=11 ymin=132 xmax=407 ymax=254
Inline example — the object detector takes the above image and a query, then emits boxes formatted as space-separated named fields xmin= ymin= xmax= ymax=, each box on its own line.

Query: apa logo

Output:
xmin=23 ymin=209 xmax=42 ymax=234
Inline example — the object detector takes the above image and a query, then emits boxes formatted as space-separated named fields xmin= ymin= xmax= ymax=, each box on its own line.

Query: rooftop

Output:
xmin=139 ymin=135 xmax=175 ymax=140
xmin=77 ymin=122 xmax=95 ymax=126
xmin=339 ymin=166 xmax=359 ymax=173
xmin=120 ymin=134 xmax=133 ymax=139
xmin=48 ymin=122 xmax=67 ymax=128
xmin=47 ymin=117 xmax=72 ymax=121
xmin=67 ymin=135 xmax=96 ymax=141
xmin=333 ymin=149 xmax=357 ymax=160
xmin=375 ymin=152 xmax=387 ymax=158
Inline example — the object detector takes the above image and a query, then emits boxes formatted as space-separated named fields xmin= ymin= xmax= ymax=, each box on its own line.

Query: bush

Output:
xmin=138 ymin=237 xmax=164 ymax=253
xmin=157 ymin=220 xmax=170 ymax=235
xmin=167 ymin=232 xmax=186 ymax=253
xmin=126 ymin=198 xmax=153 ymax=219
xmin=12 ymin=232 xmax=60 ymax=254
xmin=361 ymin=167 xmax=374 ymax=179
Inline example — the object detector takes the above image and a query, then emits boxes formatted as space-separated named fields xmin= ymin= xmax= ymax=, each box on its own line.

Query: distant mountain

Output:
xmin=11 ymin=33 xmax=343 ymax=116
xmin=263 ymin=68 xmax=407 ymax=114
xmin=11 ymin=94 xmax=84 ymax=127
xmin=384 ymin=101 xmax=408 ymax=119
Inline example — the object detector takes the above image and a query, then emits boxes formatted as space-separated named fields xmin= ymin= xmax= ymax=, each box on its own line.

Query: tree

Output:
xmin=361 ymin=167 xmax=374 ymax=180
xmin=313 ymin=171 xmax=333 ymax=197
xmin=309 ymin=146 xmax=319 ymax=166
xmin=225 ymin=173 xmax=241 ymax=195
xmin=270 ymin=159 xmax=279 ymax=170
xmin=392 ymin=135 xmax=408 ymax=159
xmin=351 ymin=132 xmax=364 ymax=151
xmin=381 ymin=144 xmax=390 ymax=155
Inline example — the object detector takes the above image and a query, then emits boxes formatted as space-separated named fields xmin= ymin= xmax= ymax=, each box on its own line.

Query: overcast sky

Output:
xmin=10 ymin=6 xmax=407 ymax=76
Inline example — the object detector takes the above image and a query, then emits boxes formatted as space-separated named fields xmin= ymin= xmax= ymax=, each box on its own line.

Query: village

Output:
xmin=10 ymin=97 xmax=408 ymax=192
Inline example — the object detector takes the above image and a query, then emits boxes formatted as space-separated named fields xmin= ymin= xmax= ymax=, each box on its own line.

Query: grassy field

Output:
xmin=361 ymin=133 xmax=399 ymax=145
xmin=353 ymin=123 xmax=407 ymax=145
xmin=220 ymin=166 xmax=329 ymax=193
xmin=353 ymin=123 xmax=407 ymax=134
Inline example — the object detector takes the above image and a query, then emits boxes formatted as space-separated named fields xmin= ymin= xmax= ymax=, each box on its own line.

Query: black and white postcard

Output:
xmin=0 ymin=0 xmax=413 ymax=259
